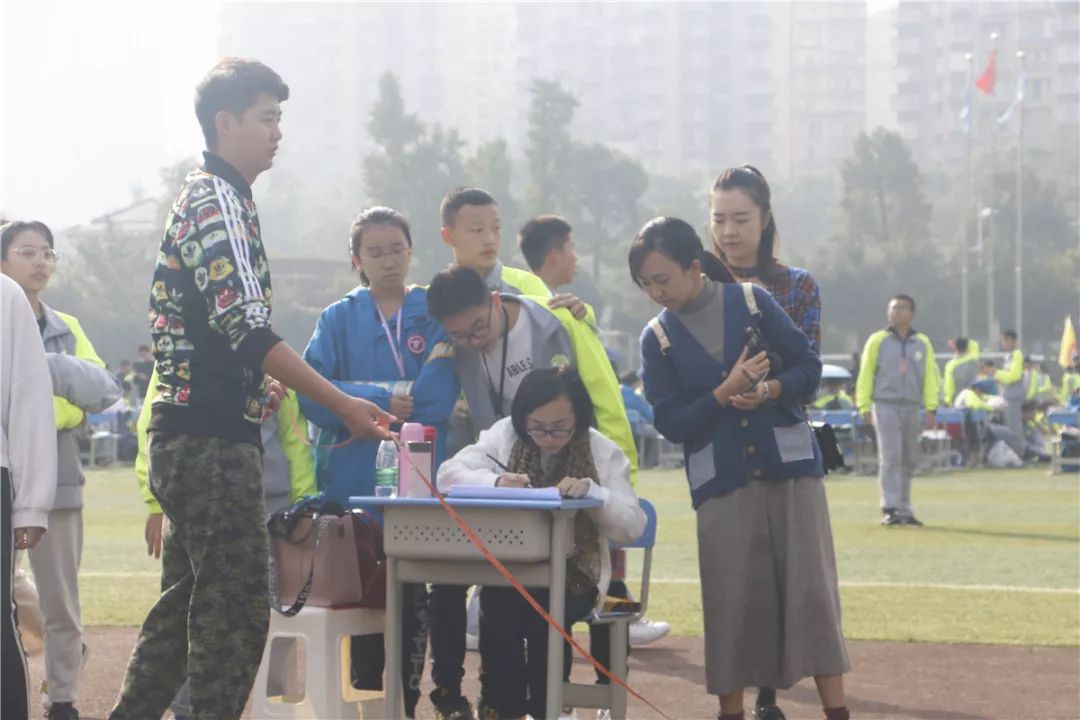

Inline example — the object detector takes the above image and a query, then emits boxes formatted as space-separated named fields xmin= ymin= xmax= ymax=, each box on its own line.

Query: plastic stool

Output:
xmin=251 ymin=606 xmax=385 ymax=719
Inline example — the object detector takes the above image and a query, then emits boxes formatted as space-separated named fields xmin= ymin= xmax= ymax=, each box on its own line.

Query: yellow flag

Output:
xmin=1060 ymin=316 xmax=1078 ymax=369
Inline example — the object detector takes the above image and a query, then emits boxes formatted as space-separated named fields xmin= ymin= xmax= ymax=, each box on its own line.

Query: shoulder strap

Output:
xmin=741 ymin=282 xmax=761 ymax=318
xmin=268 ymin=513 xmax=329 ymax=617
xmin=647 ymin=317 xmax=671 ymax=355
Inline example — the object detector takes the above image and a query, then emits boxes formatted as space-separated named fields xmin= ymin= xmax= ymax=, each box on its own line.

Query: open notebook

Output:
xmin=446 ymin=485 xmax=561 ymax=501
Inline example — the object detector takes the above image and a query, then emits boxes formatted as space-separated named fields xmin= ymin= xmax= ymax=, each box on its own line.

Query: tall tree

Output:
xmin=363 ymin=73 xmax=465 ymax=281
xmin=837 ymin=128 xmax=931 ymax=254
xmin=525 ymin=79 xmax=579 ymax=214
xmin=818 ymin=130 xmax=943 ymax=350
xmin=570 ymin=143 xmax=648 ymax=280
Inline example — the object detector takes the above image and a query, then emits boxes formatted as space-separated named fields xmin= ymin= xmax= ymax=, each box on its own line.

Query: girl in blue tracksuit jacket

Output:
xmin=300 ymin=207 xmax=459 ymax=502
xmin=299 ymin=207 xmax=459 ymax=718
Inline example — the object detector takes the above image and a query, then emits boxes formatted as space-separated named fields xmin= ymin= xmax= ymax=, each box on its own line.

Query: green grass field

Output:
xmin=66 ymin=465 xmax=1079 ymax=646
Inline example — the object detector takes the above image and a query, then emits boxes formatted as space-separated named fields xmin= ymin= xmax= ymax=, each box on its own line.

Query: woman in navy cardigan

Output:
xmin=631 ymin=217 xmax=850 ymax=720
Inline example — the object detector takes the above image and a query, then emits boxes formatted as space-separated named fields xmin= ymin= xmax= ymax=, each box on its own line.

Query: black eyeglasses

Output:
xmin=447 ymin=301 xmax=495 ymax=345
xmin=525 ymin=424 xmax=576 ymax=440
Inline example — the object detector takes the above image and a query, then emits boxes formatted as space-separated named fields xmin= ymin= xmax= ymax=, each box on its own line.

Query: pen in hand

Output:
xmin=486 ymin=454 xmax=534 ymax=488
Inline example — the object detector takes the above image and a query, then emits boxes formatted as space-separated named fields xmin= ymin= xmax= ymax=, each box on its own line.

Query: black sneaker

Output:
xmin=430 ymin=688 xmax=473 ymax=720
xmin=880 ymin=509 xmax=903 ymax=526
xmin=901 ymin=514 xmax=925 ymax=527
xmin=754 ymin=703 xmax=787 ymax=720
xmin=45 ymin=703 xmax=79 ymax=720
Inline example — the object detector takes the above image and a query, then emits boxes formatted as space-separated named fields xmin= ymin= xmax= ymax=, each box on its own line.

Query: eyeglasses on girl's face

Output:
xmin=9 ymin=246 xmax=59 ymax=264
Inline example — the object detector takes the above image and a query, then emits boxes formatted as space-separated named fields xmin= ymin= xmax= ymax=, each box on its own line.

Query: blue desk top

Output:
xmin=808 ymin=409 xmax=860 ymax=426
xmin=350 ymin=496 xmax=603 ymax=511
xmin=809 ymin=408 xmax=991 ymax=425
xmin=1047 ymin=410 xmax=1079 ymax=427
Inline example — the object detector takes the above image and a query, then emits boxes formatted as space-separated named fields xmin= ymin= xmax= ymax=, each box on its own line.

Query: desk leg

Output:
xmin=546 ymin=514 xmax=568 ymax=720
xmin=384 ymin=556 xmax=404 ymax=719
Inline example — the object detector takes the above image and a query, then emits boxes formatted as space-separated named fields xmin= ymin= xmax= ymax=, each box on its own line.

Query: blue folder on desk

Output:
xmin=446 ymin=485 xmax=561 ymax=501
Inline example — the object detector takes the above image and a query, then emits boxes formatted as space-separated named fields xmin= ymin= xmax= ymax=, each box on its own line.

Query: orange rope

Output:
xmin=284 ymin=393 xmax=673 ymax=718
xmin=397 ymin=438 xmax=674 ymax=720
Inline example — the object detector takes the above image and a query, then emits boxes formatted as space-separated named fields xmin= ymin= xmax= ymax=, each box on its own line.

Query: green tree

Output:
xmin=818 ymin=130 xmax=944 ymax=350
xmin=525 ymin=79 xmax=579 ymax=214
xmin=363 ymin=73 xmax=466 ymax=282
xmin=48 ymin=160 xmax=190 ymax=364
xmin=569 ymin=143 xmax=648 ymax=280
xmin=837 ymin=128 xmax=931 ymax=253
xmin=368 ymin=73 xmax=423 ymax=159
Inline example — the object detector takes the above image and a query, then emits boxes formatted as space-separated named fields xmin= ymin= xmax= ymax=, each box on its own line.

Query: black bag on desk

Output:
xmin=812 ymin=422 xmax=846 ymax=473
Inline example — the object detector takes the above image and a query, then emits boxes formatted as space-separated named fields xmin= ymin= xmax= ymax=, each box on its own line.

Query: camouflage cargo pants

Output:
xmin=110 ymin=432 xmax=268 ymax=720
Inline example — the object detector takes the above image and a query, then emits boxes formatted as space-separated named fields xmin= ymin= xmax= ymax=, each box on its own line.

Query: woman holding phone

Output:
xmin=632 ymin=217 xmax=849 ymax=720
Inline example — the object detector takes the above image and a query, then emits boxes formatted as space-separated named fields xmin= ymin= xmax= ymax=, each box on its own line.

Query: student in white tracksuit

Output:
xmin=855 ymin=294 xmax=939 ymax=528
xmin=1 ymin=221 xmax=121 ymax=720
xmin=1 ymin=273 xmax=58 ymax=720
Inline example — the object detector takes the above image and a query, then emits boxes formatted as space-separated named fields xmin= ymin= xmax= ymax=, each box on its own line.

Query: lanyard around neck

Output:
xmin=376 ymin=302 xmax=405 ymax=379
xmin=481 ymin=306 xmax=510 ymax=418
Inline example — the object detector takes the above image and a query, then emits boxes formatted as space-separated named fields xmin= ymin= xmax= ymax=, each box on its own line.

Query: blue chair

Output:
xmin=564 ymin=498 xmax=657 ymax=720
xmin=85 ymin=412 xmax=121 ymax=467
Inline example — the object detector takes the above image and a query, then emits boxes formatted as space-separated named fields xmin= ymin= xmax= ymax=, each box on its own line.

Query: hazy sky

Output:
xmin=2 ymin=0 xmax=898 ymax=229
xmin=1 ymin=0 xmax=220 ymax=227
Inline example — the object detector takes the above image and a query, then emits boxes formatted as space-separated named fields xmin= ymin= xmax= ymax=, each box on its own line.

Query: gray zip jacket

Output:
xmin=856 ymin=326 xmax=940 ymax=413
xmin=40 ymin=302 xmax=122 ymax=510
xmin=455 ymin=295 xmax=574 ymax=435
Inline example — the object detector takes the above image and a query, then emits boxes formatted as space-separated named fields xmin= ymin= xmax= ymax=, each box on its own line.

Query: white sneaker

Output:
xmin=557 ymin=710 xmax=579 ymax=720
xmin=628 ymin=618 xmax=671 ymax=647
xmin=465 ymin=631 xmax=479 ymax=651
xmin=596 ymin=711 xmax=612 ymax=720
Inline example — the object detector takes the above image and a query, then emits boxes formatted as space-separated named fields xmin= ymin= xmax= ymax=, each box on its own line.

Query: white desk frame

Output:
xmin=355 ymin=496 xmax=601 ymax=720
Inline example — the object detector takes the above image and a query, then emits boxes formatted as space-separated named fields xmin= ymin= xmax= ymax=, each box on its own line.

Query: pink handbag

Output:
xmin=268 ymin=500 xmax=386 ymax=616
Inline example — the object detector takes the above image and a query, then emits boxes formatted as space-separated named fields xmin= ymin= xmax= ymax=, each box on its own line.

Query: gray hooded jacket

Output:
xmin=40 ymin=302 xmax=122 ymax=510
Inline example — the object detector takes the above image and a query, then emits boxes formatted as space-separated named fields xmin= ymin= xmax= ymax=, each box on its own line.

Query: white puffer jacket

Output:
xmin=0 ymin=277 xmax=57 ymax=529
xmin=438 ymin=417 xmax=646 ymax=601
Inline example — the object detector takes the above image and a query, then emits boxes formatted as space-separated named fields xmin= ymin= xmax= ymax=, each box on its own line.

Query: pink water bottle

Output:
xmin=398 ymin=423 xmax=425 ymax=496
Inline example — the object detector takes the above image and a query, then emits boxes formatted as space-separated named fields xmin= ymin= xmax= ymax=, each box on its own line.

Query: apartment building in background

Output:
xmin=895 ymin=0 xmax=1080 ymax=179
xmin=217 ymin=2 xmax=1076 ymax=193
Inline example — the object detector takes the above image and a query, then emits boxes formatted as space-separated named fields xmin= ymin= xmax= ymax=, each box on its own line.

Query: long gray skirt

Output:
xmin=696 ymin=476 xmax=850 ymax=695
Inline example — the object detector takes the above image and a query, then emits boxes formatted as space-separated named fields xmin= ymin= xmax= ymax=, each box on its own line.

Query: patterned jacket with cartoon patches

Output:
xmin=147 ymin=152 xmax=283 ymax=447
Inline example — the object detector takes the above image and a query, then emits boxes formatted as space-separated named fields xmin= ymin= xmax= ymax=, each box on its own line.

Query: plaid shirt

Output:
xmin=764 ymin=265 xmax=821 ymax=353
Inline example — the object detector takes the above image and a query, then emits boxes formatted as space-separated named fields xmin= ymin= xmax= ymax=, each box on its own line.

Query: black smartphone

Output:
xmin=743 ymin=325 xmax=783 ymax=381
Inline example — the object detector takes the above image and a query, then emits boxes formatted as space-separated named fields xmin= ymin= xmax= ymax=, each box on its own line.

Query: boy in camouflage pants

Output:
xmin=110 ymin=59 xmax=393 ymax=720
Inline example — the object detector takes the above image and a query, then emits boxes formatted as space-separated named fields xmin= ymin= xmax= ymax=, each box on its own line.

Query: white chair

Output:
xmin=251 ymin=606 xmax=385 ymax=719
xmin=86 ymin=412 xmax=120 ymax=467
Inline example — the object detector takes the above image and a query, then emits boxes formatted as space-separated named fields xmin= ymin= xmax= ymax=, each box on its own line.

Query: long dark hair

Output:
xmin=710 ymin=165 xmax=780 ymax=280
xmin=628 ymin=216 xmax=734 ymax=285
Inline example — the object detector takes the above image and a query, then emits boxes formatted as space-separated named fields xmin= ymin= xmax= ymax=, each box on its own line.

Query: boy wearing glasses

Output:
xmin=424 ymin=264 xmax=634 ymax=719
xmin=1 ymin=221 xmax=122 ymax=720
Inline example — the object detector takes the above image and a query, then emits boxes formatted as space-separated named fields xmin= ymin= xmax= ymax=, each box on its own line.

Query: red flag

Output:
xmin=976 ymin=50 xmax=996 ymax=94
